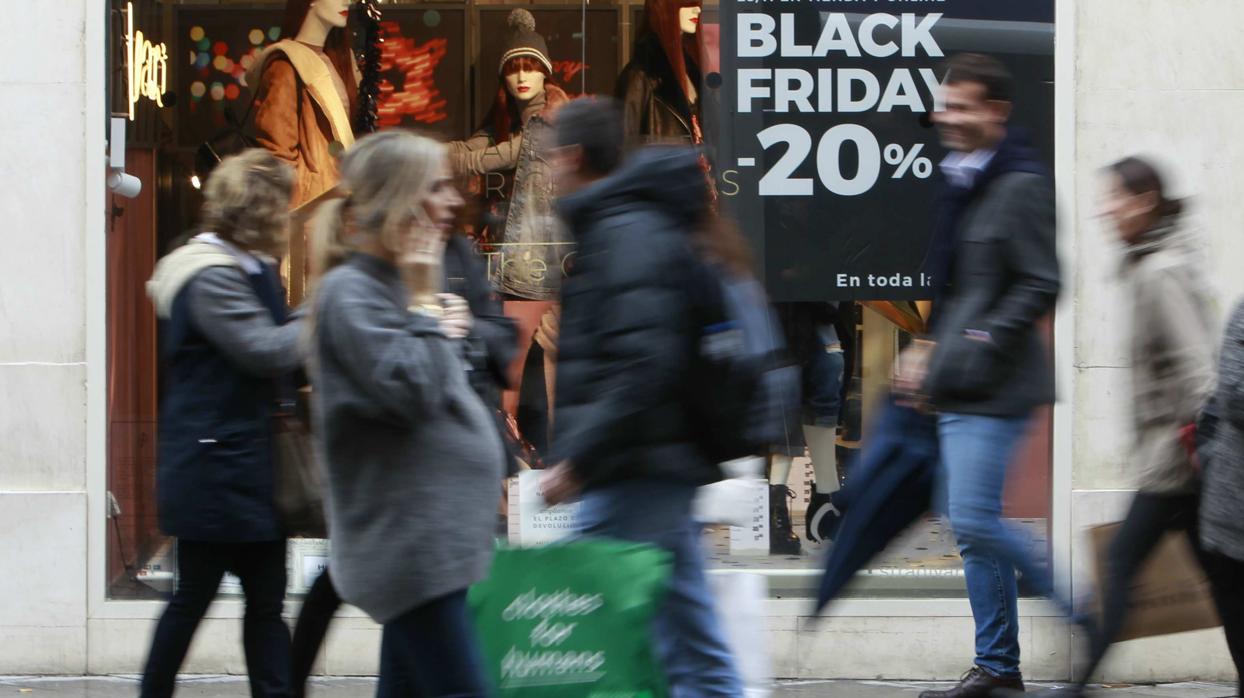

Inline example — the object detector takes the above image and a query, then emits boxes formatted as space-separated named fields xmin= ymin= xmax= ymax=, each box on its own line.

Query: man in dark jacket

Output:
xmin=542 ymin=97 xmax=743 ymax=697
xmin=895 ymin=54 xmax=1061 ymax=698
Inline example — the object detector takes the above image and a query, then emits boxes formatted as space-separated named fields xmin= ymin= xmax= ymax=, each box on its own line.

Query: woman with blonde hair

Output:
xmin=142 ymin=149 xmax=303 ymax=698
xmin=307 ymin=130 xmax=504 ymax=697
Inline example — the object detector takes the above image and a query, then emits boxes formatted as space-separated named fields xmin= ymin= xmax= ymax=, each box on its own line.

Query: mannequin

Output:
xmin=249 ymin=0 xmax=359 ymax=209
xmin=768 ymin=302 xmax=853 ymax=555
xmin=448 ymin=8 xmax=570 ymax=301
xmin=617 ymin=0 xmax=704 ymax=146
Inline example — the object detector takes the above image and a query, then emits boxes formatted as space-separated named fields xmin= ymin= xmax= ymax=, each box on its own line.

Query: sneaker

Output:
xmin=805 ymin=490 xmax=842 ymax=544
xmin=769 ymin=484 xmax=802 ymax=556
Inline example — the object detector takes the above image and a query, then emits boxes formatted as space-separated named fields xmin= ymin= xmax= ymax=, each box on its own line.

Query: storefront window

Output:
xmin=106 ymin=0 xmax=1054 ymax=601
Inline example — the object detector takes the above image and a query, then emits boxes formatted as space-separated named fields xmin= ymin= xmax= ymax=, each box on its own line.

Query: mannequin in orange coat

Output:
xmin=249 ymin=0 xmax=359 ymax=209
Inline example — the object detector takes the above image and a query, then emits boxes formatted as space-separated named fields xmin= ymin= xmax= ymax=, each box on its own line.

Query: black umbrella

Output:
xmin=814 ymin=395 xmax=941 ymax=614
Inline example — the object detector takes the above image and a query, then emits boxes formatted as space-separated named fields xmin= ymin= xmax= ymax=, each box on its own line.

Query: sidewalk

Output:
xmin=0 ymin=677 xmax=1235 ymax=697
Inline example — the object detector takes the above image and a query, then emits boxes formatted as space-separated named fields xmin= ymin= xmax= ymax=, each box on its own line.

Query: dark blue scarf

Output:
xmin=922 ymin=128 xmax=1048 ymax=331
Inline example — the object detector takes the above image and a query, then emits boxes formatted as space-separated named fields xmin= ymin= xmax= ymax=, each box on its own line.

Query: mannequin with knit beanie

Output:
xmin=449 ymin=8 xmax=571 ymax=301
xmin=448 ymin=10 xmax=571 ymax=465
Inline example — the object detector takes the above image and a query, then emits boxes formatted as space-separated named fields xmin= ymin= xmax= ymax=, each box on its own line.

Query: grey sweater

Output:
xmin=1203 ymin=299 xmax=1244 ymax=560
xmin=311 ymin=253 xmax=506 ymax=623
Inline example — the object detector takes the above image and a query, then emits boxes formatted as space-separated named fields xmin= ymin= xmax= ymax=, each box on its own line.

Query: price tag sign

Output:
xmin=715 ymin=0 xmax=1054 ymax=301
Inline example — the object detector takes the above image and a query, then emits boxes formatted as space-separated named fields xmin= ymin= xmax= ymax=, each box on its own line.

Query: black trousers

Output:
xmin=1202 ymin=550 xmax=1244 ymax=693
xmin=290 ymin=569 xmax=343 ymax=698
xmin=141 ymin=540 xmax=290 ymax=698
xmin=1080 ymin=492 xmax=1200 ymax=685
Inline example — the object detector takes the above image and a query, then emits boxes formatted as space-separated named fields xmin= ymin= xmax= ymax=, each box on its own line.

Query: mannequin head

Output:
xmin=504 ymin=56 xmax=548 ymax=104
xmin=639 ymin=0 xmax=703 ymax=102
xmin=307 ymin=0 xmax=351 ymax=33
xmin=678 ymin=5 xmax=702 ymax=35
xmin=282 ymin=0 xmax=358 ymax=118
xmin=488 ymin=56 xmax=554 ymax=139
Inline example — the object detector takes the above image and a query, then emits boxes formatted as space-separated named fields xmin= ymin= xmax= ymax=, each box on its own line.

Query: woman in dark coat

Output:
xmin=141 ymin=150 xmax=303 ymax=698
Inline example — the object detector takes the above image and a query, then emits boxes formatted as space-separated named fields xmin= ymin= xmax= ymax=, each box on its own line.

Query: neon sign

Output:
xmin=126 ymin=1 xmax=168 ymax=121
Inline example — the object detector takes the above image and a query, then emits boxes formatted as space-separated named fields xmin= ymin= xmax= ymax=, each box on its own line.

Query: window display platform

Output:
xmin=111 ymin=516 xmax=1048 ymax=601
xmin=706 ymin=515 xmax=1050 ymax=598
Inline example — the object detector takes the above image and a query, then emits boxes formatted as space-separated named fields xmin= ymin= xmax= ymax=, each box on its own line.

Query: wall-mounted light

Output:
xmin=107 ymin=116 xmax=143 ymax=199
xmin=190 ymin=175 xmax=202 ymax=190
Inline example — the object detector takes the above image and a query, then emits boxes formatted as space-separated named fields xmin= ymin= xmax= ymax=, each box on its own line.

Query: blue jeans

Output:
xmin=937 ymin=412 xmax=1051 ymax=679
xmin=804 ymin=330 xmax=844 ymax=426
xmin=578 ymin=481 xmax=743 ymax=698
xmin=376 ymin=589 xmax=490 ymax=698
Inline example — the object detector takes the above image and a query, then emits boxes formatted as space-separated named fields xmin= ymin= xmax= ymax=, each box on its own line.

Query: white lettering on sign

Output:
xmin=126 ymin=1 xmax=169 ymax=121
xmin=737 ymin=67 xmax=940 ymax=114
xmin=738 ymin=12 xmax=943 ymax=59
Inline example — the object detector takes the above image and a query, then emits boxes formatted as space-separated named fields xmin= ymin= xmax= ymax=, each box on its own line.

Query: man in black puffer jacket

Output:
xmin=542 ymin=98 xmax=743 ymax=697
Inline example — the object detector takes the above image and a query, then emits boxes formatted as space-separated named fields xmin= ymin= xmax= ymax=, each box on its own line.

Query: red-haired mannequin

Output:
xmin=248 ymin=0 xmax=360 ymax=209
xmin=616 ymin=0 xmax=704 ymax=145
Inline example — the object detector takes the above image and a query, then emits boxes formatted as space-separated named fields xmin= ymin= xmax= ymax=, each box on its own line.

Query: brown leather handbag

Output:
xmin=272 ymin=408 xmax=327 ymax=539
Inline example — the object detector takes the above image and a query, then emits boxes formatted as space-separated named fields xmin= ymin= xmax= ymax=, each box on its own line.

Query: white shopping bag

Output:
xmin=695 ymin=478 xmax=767 ymax=528
xmin=710 ymin=572 xmax=773 ymax=698
xmin=694 ymin=457 xmax=771 ymax=554
xmin=509 ymin=469 xmax=581 ymax=546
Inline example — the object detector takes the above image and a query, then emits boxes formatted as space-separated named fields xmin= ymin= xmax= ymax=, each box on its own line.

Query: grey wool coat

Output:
xmin=1119 ymin=222 xmax=1217 ymax=494
xmin=1203 ymin=298 xmax=1244 ymax=560
xmin=310 ymin=253 xmax=506 ymax=623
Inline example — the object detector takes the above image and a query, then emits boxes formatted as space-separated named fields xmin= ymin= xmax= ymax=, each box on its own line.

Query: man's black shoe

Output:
xmin=918 ymin=666 xmax=1025 ymax=698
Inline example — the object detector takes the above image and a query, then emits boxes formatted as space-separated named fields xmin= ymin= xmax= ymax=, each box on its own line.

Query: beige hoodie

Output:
xmin=146 ymin=240 xmax=239 ymax=319
xmin=1121 ymin=221 xmax=1218 ymax=493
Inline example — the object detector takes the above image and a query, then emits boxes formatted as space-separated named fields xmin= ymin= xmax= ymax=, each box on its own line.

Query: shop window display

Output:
xmin=106 ymin=0 xmax=1054 ymax=602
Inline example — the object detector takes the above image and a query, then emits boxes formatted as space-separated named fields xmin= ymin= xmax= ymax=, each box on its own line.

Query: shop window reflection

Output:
xmin=106 ymin=0 xmax=1053 ymax=602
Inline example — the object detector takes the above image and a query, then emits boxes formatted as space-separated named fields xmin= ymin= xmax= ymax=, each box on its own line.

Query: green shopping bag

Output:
xmin=469 ymin=540 xmax=672 ymax=698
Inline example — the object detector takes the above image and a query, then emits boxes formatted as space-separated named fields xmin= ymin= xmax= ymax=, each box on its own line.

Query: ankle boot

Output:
xmin=769 ymin=484 xmax=802 ymax=556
